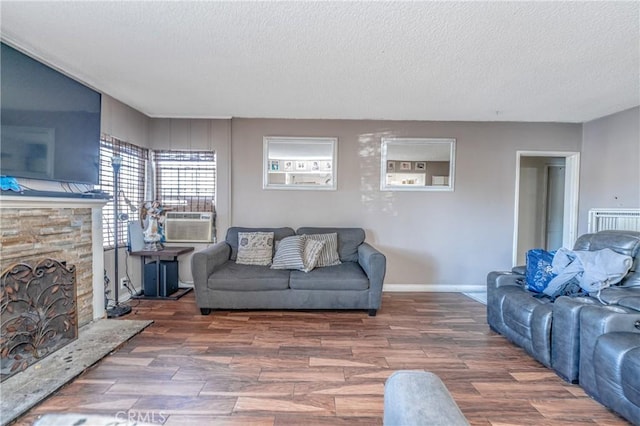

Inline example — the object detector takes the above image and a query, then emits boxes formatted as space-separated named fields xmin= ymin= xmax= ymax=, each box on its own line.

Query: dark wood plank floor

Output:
xmin=14 ymin=292 xmax=629 ymax=425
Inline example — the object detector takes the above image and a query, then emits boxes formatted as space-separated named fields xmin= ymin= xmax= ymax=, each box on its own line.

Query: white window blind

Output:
xmin=153 ymin=150 xmax=216 ymax=213
xmin=97 ymin=135 xmax=148 ymax=249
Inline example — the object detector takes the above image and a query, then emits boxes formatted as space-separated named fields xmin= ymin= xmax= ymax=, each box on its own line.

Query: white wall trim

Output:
xmin=383 ymin=284 xmax=486 ymax=292
xmin=92 ymin=207 xmax=106 ymax=320
xmin=563 ymin=153 xmax=580 ymax=247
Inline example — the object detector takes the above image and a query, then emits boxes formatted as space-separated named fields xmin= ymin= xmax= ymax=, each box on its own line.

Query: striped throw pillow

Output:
xmin=271 ymin=236 xmax=305 ymax=270
xmin=302 ymin=233 xmax=341 ymax=267
xmin=300 ymin=238 xmax=326 ymax=272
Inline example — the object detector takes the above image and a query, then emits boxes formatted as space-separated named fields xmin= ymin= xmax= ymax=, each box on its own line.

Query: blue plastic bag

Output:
xmin=0 ymin=176 xmax=21 ymax=192
xmin=525 ymin=248 xmax=557 ymax=293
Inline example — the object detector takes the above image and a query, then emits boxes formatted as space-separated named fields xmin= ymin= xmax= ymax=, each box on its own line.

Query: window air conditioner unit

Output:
xmin=164 ymin=212 xmax=213 ymax=243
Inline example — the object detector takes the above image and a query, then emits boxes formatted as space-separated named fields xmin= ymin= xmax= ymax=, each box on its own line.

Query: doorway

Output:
xmin=513 ymin=151 xmax=580 ymax=266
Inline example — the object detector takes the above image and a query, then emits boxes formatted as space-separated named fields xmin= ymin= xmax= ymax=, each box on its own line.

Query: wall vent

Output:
xmin=164 ymin=212 xmax=213 ymax=243
xmin=587 ymin=208 xmax=640 ymax=233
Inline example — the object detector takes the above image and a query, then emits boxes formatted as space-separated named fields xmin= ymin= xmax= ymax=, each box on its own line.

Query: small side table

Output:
xmin=129 ymin=246 xmax=194 ymax=300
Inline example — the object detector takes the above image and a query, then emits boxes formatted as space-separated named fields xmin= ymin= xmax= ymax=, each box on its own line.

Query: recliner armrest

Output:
xmin=487 ymin=271 xmax=524 ymax=290
xmin=581 ymin=305 xmax=640 ymax=336
xmin=384 ymin=370 xmax=469 ymax=426
xmin=511 ymin=265 xmax=526 ymax=275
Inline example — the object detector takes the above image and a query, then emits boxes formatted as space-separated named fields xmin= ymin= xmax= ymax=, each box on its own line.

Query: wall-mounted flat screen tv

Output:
xmin=1 ymin=42 xmax=101 ymax=185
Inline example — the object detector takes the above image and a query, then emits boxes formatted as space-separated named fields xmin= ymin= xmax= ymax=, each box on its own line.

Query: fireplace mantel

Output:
xmin=0 ymin=194 xmax=108 ymax=209
xmin=0 ymin=195 xmax=108 ymax=321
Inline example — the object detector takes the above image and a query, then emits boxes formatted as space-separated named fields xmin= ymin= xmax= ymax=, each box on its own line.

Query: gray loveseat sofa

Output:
xmin=487 ymin=230 xmax=640 ymax=424
xmin=191 ymin=226 xmax=386 ymax=316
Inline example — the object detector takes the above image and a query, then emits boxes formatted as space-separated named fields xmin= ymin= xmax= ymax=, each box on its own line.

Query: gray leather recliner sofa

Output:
xmin=191 ymin=226 xmax=386 ymax=316
xmin=550 ymin=231 xmax=640 ymax=384
xmin=487 ymin=230 xmax=640 ymax=424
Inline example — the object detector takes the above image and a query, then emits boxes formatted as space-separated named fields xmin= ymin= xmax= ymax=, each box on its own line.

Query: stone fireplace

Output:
xmin=0 ymin=196 xmax=107 ymax=368
xmin=0 ymin=196 xmax=159 ymax=426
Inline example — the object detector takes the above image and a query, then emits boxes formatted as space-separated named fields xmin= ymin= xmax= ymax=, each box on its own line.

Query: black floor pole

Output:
xmin=107 ymin=155 xmax=131 ymax=318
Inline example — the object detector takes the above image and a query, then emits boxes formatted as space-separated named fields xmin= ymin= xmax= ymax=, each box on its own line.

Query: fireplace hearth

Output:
xmin=1 ymin=258 xmax=77 ymax=382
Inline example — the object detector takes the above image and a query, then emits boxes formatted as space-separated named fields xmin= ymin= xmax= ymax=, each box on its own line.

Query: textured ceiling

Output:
xmin=1 ymin=1 xmax=638 ymax=123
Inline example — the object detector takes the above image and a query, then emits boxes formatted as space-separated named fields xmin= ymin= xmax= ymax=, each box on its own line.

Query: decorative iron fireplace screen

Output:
xmin=1 ymin=258 xmax=77 ymax=382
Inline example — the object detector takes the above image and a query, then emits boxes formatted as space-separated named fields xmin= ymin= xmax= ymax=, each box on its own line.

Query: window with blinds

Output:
xmin=153 ymin=150 xmax=216 ymax=213
xmin=98 ymin=135 xmax=148 ymax=249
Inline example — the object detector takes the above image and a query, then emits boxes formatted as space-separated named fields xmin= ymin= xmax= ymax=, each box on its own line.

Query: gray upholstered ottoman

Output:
xmin=383 ymin=370 xmax=469 ymax=426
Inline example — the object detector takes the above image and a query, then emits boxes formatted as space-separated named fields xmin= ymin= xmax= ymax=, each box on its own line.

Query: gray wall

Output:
xmin=100 ymin=95 xmax=150 ymax=300
xmin=579 ymin=106 xmax=640 ymax=235
xmin=148 ymin=118 xmax=232 ymax=239
xmin=231 ymin=118 xmax=581 ymax=289
xmin=100 ymin=102 xmax=639 ymax=291
xmin=101 ymin=95 xmax=150 ymax=148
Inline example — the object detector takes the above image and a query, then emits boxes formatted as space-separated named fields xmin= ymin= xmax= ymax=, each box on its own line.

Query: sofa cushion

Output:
xmin=236 ymin=232 xmax=274 ymax=266
xmin=226 ymin=227 xmax=295 ymax=261
xmin=289 ymin=262 xmax=369 ymax=290
xmin=208 ymin=261 xmax=290 ymax=291
xmin=271 ymin=235 xmax=305 ymax=270
xmin=297 ymin=227 xmax=365 ymax=262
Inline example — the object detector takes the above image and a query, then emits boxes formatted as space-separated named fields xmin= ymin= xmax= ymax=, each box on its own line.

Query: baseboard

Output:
xmin=383 ymin=284 xmax=486 ymax=292
xmin=117 ymin=284 xmax=487 ymax=297
xmin=117 ymin=284 xmax=487 ymax=295
xmin=113 ymin=289 xmax=137 ymax=304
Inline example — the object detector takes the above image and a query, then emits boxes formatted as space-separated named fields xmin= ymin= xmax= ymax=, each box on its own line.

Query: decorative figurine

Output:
xmin=139 ymin=201 xmax=166 ymax=251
